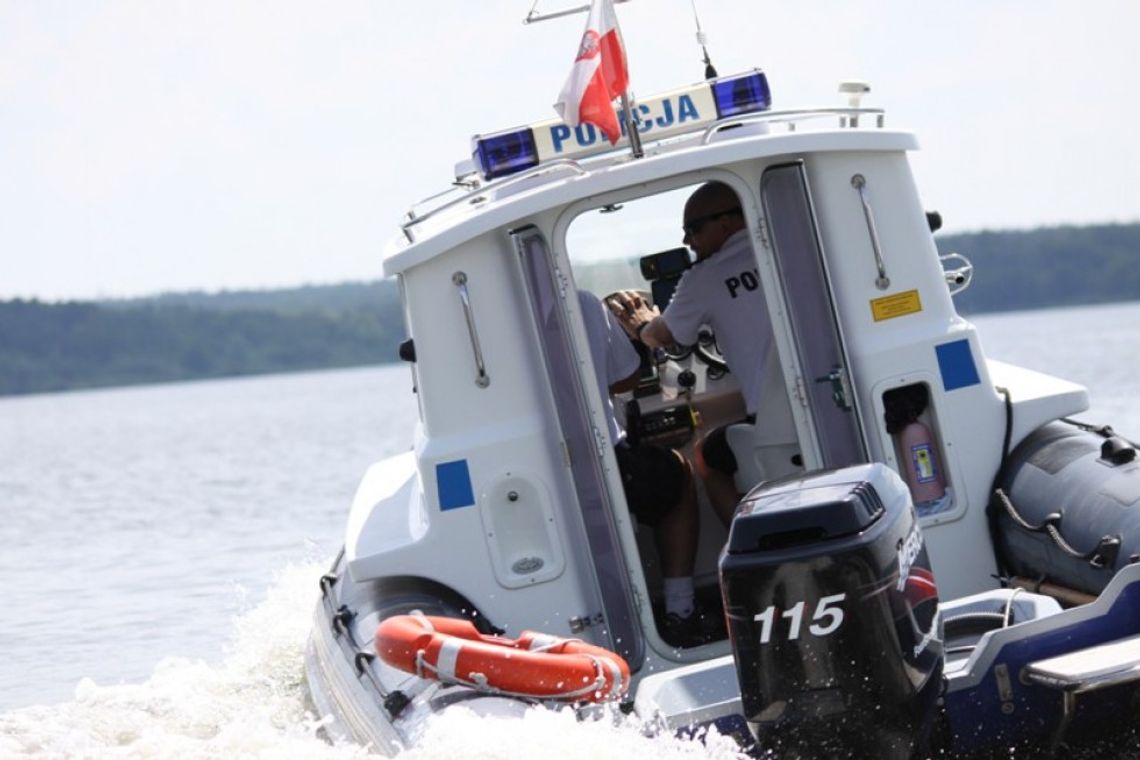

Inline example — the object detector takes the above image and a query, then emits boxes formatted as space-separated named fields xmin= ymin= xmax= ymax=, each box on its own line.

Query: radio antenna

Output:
xmin=524 ymin=0 xmax=632 ymax=24
xmin=689 ymin=0 xmax=717 ymax=79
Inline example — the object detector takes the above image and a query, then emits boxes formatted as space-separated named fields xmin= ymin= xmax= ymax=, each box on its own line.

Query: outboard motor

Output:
xmin=719 ymin=463 xmax=943 ymax=758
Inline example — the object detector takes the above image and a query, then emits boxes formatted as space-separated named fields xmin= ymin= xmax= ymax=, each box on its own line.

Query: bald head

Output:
xmin=685 ymin=181 xmax=740 ymax=215
xmin=682 ymin=181 xmax=745 ymax=260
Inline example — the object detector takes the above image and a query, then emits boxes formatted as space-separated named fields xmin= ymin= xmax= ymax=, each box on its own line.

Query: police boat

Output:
xmin=304 ymin=66 xmax=1140 ymax=757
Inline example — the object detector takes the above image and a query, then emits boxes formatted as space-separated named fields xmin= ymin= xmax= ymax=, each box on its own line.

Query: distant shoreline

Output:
xmin=2 ymin=223 xmax=1137 ymax=397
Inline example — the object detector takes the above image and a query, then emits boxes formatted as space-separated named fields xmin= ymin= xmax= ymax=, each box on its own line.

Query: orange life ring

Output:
xmin=375 ymin=614 xmax=630 ymax=703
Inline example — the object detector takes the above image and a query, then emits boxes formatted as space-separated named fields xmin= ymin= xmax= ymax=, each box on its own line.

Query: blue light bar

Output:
xmin=711 ymin=71 xmax=771 ymax=119
xmin=468 ymin=69 xmax=772 ymax=182
xmin=472 ymin=128 xmax=540 ymax=181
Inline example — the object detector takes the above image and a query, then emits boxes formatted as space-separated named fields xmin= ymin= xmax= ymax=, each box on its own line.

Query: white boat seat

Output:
xmin=725 ymin=343 xmax=802 ymax=492
xmin=726 ymin=423 xmax=802 ymax=492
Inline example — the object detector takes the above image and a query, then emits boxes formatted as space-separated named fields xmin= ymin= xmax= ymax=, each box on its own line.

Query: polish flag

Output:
xmin=553 ymin=0 xmax=629 ymax=145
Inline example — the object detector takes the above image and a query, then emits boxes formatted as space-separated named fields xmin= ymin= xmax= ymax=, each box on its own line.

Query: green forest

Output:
xmin=937 ymin=224 xmax=1140 ymax=314
xmin=2 ymin=223 xmax=1138 ymax=396
xmin=0 ymin=282 xmax=404 ymax=395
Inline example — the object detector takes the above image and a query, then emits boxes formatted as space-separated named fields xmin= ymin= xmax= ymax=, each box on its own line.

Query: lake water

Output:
xmin=2 ymin=302 xmax=1139 ymax=757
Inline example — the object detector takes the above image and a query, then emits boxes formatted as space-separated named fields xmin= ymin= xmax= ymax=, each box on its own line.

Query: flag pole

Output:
xmin=620 ymin=93 xmax=643 ymax=158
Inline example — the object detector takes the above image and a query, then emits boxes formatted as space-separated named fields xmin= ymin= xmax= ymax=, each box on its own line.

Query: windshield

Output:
xmin=565 ymin=185 xmax=693 ymax=296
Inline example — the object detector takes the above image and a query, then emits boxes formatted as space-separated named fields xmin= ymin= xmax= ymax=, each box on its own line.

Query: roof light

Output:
xmin=472 ymin=127 xmax=540 ymax=181
xmin=469 ymin=69 xmax=772 ymax=181
xmin=711 ymin=71 xmax=771 ymax=119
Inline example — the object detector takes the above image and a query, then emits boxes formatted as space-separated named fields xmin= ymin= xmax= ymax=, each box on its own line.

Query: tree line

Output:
xmin=1 ymin=223 xmax=1137 ymax=396
xmin=0 ymin=282 xmax=403 ymax=396
xmin=936 ymin=223 xmax=1140 ymax=314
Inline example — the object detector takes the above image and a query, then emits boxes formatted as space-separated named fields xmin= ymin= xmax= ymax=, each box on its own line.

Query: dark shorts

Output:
xmin=614 ymin=441 xmax=686 ymax=527
xmin=701 ymin=416 xmax=755 ymax=476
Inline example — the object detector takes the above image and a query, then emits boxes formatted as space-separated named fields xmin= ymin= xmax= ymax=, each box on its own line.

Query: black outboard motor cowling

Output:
xmin=719 ymin=463 xmax=943 ymax=758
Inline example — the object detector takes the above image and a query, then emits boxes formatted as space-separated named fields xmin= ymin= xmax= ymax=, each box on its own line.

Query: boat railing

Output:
xmin=400 ymin=105 xmax=887 ymax=243
xmin=401 ymin=160 xmax=587 ymax=242
xmin=702 ymin=106 xmax=885 ymax=143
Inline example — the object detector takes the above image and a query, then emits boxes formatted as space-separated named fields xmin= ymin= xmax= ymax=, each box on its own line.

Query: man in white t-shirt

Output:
xmin=578 ymin=290 xmax=718 ymax=647
xmin=608 ymin=181 xmax=770 ymax=524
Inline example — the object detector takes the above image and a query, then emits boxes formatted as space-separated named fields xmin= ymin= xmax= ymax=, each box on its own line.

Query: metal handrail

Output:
xmin=403 ymin=184 xmax=472 ymax=225
xmin=453 ymin=271 xmax=490 ymax=388
xmin=851 ymin=174 xmax=891 ymax=290
xmin=402 ymin=159 xmax=587 ymax=242
xmin=702 ymin=107 xmax=886 ymax=144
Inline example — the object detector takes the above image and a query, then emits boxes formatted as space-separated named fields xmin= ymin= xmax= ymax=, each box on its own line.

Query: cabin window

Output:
xmin=565 ymin=186 xmax=693 ymax=295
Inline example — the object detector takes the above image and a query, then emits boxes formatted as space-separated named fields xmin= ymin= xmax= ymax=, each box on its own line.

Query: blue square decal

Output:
xmin=935 ymin=339 xmax=980 ymax=391
xmin=436 ymin=459 xmax=475 ymax=511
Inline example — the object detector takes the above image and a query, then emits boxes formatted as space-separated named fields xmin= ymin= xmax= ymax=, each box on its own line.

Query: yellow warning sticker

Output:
xmin=870 ymin=289 xmax=922 ymax=322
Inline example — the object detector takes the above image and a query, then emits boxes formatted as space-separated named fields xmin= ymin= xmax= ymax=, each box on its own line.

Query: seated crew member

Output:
xmin=578 ymin=289 xmax=716 ymax=647
xmin=608 ymin=181 xmax=771 ymax=525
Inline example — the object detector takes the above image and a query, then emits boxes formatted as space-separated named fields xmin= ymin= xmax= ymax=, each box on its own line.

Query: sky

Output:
xmin=2 ymin=1 xmax=1138 ymax=301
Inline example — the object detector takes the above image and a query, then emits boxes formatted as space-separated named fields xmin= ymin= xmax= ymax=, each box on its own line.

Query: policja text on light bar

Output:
xmin=472 ymin=70 xmax=771 ymax=181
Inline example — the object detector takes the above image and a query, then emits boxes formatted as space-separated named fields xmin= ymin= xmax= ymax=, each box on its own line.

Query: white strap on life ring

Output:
xmin=435 ymin=636 xmax=464 ymax=682
xmin=410 ymin=611 xmax=435 ymax=631
xmin=595 ymin=653 xmax=624 ymax=698
xmin=526 ymin=633 xmax=563 ymax=651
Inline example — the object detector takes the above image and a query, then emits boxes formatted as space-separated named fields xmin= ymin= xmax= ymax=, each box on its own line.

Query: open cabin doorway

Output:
xmin=558 ymin=178 xmax=806 ymax=648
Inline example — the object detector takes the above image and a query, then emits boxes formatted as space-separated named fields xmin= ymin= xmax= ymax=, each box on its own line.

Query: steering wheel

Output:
xmin=693 ymin=327 xmax=729 ymax=377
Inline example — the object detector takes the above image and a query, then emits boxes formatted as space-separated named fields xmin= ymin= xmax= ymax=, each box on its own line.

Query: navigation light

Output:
xmin=711 ymin=71 xmax=771 ymax=119
xmin=472 ymin=128 xmax=540 ymax=181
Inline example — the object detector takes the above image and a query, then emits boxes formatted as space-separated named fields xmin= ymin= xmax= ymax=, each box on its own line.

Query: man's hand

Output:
xmin=605 ymin=290 xmax=675 ymax=348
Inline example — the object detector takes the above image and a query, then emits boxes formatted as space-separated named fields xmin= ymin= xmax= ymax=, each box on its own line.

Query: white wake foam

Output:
xmin=404 ymin=706 xmax=749 ymax=760
xmin=0 ymin=562 xmax=748 ymax=759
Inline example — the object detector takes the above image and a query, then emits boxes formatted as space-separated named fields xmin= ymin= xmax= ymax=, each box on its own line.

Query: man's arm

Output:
xmin=635 ymin=316 xmax=676 ymax=350
xmin=609 ymin=366 xmax=641 ymax=395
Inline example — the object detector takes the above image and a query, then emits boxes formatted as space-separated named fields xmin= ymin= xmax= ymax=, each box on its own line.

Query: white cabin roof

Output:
xmin=382 ymin=123 xmax=919 ymax=277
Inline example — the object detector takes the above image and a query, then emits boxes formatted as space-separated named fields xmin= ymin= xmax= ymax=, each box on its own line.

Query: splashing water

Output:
xmin=0 ymin=562 xmax=366 ymax=759
xmin=404 ymin=707 xmax=749 ymax=760
xmin=0 ymin=562 xmax=748 ymax=759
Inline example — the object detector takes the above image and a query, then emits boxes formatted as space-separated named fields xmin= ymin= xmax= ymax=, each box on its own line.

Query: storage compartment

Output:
xmin=884 ymin=382 xmax=953 ymax=517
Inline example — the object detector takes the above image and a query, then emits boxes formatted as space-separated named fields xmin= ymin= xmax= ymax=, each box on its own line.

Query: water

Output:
xmin=2 ymin=303 xmax=1139 ymax=757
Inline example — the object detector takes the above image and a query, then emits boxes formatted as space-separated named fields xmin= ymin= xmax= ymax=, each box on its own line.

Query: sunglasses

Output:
xmin=682 ymin=207 xmax=743 ymax=237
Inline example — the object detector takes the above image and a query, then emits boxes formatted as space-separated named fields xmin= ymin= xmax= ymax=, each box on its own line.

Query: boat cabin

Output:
xmin=350 ymin=70 xmax=1089 ymax=674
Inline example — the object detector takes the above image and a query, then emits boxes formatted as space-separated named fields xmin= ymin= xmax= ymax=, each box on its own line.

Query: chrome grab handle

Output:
xmin=851 ymin=174 xmax=890 ymax=290
xmin=939 ymin=251 xmax=974 ymax=296
xmin=453 ymin=271 xmax=490 ymax=388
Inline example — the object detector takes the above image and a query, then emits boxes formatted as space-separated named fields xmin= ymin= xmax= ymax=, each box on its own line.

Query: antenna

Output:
xmin=524 ymin=0 xmax=632 ymax=24
xmin=689 ymin=0 xmax=717 ymax=79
